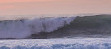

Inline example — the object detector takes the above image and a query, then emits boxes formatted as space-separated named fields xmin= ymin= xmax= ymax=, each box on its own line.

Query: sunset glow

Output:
xmin=0 ymin=0 xmax=111 ymax=15
xmin=0 ymin=0 xmax=53 ymax=3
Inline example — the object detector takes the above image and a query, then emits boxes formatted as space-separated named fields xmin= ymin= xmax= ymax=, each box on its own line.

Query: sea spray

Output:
xmin=0 ymin=17 xmax=75 ymax=38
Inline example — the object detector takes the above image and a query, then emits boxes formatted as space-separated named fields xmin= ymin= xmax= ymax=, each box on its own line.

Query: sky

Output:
xmin=0 ymin=0 xmax=111 ymax=15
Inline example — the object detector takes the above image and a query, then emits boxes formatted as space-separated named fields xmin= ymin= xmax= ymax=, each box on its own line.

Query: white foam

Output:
xmin=0 ymin=38 xmax=111 ymax=49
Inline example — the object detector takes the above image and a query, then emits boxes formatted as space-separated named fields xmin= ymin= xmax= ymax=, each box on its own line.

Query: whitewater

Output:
xmin=0 ymin=16 xmax=75 ymax=38
xmin=0 ymin=38 xmax=111 ymax=49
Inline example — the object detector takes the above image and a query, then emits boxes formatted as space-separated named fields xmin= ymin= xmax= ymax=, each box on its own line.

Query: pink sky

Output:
xmin=0 ymin=0 xmax=111 ymax=15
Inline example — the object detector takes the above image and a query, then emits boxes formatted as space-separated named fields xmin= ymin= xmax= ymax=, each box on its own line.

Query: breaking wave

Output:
xmin=0 ymin=17 xmax=75 ymax=38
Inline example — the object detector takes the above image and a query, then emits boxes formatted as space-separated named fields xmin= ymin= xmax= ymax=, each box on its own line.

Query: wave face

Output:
xmin=0 ymin=17 xmax=75 ymax=38
xmin=0 ymin=38 xmax=111 ymax=49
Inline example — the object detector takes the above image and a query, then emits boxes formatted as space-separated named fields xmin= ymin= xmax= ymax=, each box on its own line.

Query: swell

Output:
xmin=46 ymin=15 xmax=111 ymax=38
